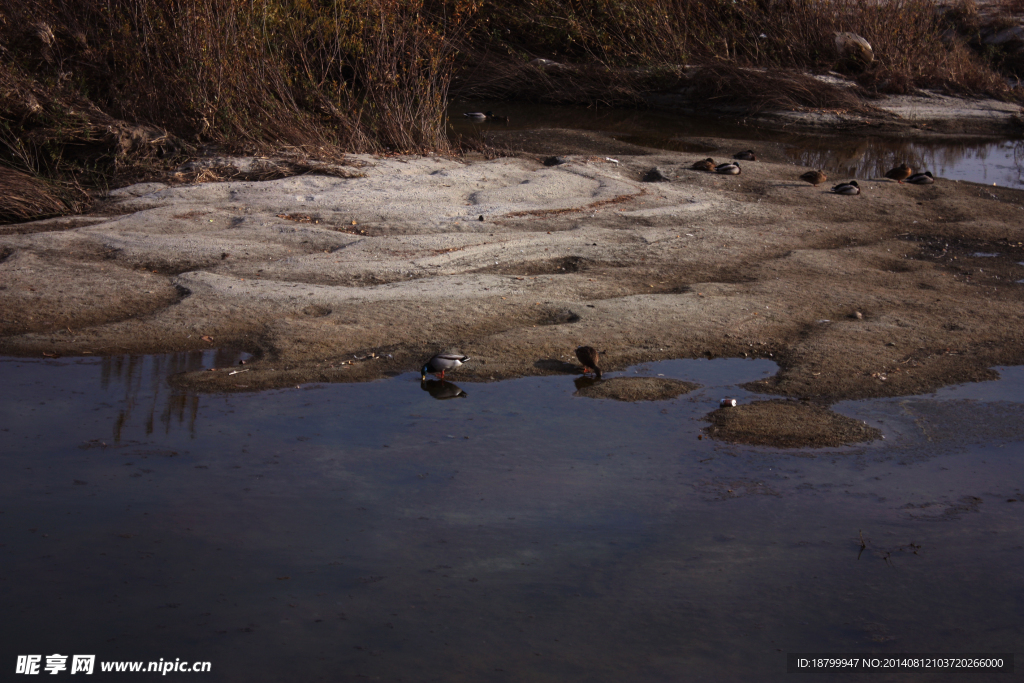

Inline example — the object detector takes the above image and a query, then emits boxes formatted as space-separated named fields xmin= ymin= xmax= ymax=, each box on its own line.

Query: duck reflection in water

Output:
xmin=420 ymin=379 xmax=468 ymax=400
xmin=573 ymin=376 xmax=601 ymax=391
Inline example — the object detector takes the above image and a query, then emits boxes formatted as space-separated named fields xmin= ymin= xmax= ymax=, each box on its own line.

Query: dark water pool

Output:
xmin=2 ymin=353 xmax=1022 ymax=681
xmin=449 ymin=102 xmax=1024 ymax=190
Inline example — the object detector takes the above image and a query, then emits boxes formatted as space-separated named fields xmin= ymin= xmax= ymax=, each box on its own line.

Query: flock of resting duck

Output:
xmin=691 ymin=151 xmax=934 ymax=195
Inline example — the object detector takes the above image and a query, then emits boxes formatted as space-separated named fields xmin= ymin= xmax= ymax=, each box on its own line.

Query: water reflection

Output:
xmin=420 ymin=379 xmax=468 ymax=400
xmin=784 ymin=138 xmax=1024 ymax=188
xmin=100 ymin=350 xmax=250 ymax=442
xmin=573 ymin=375 xmax=600 ymax=391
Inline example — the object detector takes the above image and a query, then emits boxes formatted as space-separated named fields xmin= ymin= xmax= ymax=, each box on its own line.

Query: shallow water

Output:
xmin=2 ymin=354 xmax=1023 ymax=681
xmin=449 ymin=102 xmax=1024 ymax=189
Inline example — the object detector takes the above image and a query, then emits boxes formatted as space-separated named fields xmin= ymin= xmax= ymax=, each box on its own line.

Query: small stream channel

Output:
xmin=450 ymin=102 xmax=1024 ymax=189
xmin=2 ymin=353 xmax=1022 ymax=681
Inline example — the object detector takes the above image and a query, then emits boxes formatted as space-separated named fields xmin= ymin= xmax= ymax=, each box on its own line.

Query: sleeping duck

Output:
xmin=831 ymin=180 xmax=860 ymax=195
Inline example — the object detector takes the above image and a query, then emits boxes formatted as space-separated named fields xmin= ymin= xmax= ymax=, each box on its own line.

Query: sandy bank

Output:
xmin=2 ymin=135 xmax=1023 ymax=413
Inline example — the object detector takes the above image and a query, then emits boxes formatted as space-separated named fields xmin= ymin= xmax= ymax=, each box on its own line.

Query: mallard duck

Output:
xmin=463 ymin=111 xmax=493 ymax=122
xmin=733 ymin=150 xmax=756 ymax=161
xmin=800 ymin=170 xmax=827 ymax=186
xmin=489 ymin=114 xmax=509 ymax=124
xmin=906 ymin=171 xmax=934 ymax=184
xmin=715 ymin=162 xmax=741 ymax=175
xmin=831 ymin=180 xmax=860 ymax=195
xmin=691 ymin=158 xmax=716 ymax=172
xmin=884 ymin=163 xmax=912 ymax=183
xmin=575 ymin=346 xmax=603 ymax=379
xmin=421 ymin=353 xmax=469 ymax=380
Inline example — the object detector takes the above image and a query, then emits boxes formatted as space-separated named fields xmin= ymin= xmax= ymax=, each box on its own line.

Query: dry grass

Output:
xmin=1 ymin=0 xmax=461 ymax=155
xmin=0 ymin=166 xmax=87 ymax=224
xmin=0 ymin=0 xmax=1018 ymax=224
xmin=0 ymin=0 xmax=465 ymax=222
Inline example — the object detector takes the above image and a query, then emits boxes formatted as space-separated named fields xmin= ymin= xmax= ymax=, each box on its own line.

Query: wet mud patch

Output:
xmin=0 ymin=216 xmax=111 ymax=236
xmin=574 ymin=376 xmax=699 ymax=401
xmin=301 ymin=304 xmax=332 ymax=318
xmin=472 ymin=256 xmax=618 ymax=276
xmin=0 ymin=252 xmax=183 ymax=337
xmin=704 ymin=399 xmax=881 ymax=447
xmin=536 ymin=307 xmax=582 ymax=325
xmin=901 ymin=234 xmax=1024 ymax=290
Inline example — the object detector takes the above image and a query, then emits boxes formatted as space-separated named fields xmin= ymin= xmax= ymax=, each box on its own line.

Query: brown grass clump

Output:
xmin=0 ymin=0 xmax=461 ymax=155
xmin=0 ymin=0 xmax=468 ymax=222
xmin=0 ymin=166 xmax=86 ymax=224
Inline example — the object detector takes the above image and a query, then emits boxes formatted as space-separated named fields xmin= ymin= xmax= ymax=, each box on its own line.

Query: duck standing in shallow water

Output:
xmin=907 ymin=171 xmax=934 ymax=184
xmin=831 ymin=180 xmax=860 ymax=195
xmin=715 ymin=162 xmax=741 ymax=175
xmin=691 ymin=158 xmax=716 ymax=172
xmin=800 ymin=170 xmax=827 ymax=186
xmin=884 ymin=163 xmax=912 ymax=183
xmin=575 ymin=346 xmax=603 ymax=379
xmin=421 ymin=353 xmax=470 ymax=381
xmin=733 ymin=150 xmax=756 ymax=161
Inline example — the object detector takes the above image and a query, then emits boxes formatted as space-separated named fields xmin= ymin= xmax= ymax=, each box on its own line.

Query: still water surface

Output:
xmin=2 ymin=353 xmax=1022 ymax=681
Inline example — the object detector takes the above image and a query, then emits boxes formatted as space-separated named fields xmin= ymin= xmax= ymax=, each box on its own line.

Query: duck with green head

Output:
xmin=421 ymin=353 xmax=470 ymax=381
xmin=831 ymin=180 xmax=860 ymax=195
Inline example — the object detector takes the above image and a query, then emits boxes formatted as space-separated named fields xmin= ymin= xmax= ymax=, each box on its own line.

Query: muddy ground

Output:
xmin=2 ymin=124 xmax=1023 ymax=444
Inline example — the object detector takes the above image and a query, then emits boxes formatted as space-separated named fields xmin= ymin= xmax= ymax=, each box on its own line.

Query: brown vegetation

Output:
xmin=0 ymin=0 xmax=464 ymax=222
xmin=460 ymin=0 xmax=1016 ymax=101
xmin=0 ymin=0 xmax=1020 ymax=223
xmin=0 ymin=165 xmax=86 ymax=223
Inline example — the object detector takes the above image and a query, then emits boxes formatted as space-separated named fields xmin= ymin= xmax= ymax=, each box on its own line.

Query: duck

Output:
xmin=691 ymin=158 xmax=716 ymax=172
xmin=733 ymin=150 xmax=757 ymax=161
xmin=575 ymin=346 xmax=603 ymax=379
xmin=463 ymin=111 xmax=493 ymax=122
xmin=800 ymin=170 xmax=827 ymax=186
xmin=489 ymin=114 xmax=509 ymax=124
xmin=831 ymin=180 xmax=860 ymax=195
xmin=884 ymin=163 xmax=912 ymax=183
xmin=715 ymin=162 xmax=741 ymax=175
xmin=421 ymin=353 xmax=470 ymax=381
xmin=906 ymin=171 xmax=934 ymax=184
